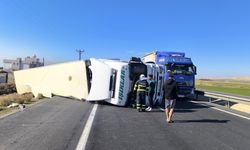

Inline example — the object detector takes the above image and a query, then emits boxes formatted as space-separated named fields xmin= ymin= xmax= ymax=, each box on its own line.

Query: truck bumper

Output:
xmin=177 ymin=87 xmax=195 ymax=99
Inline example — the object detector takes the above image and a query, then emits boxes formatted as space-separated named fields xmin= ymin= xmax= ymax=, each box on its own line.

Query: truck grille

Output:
xmin=177 ymin=82 xmax=187 ymax=86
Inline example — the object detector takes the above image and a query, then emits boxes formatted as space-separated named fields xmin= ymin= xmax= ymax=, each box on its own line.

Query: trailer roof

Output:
xmin=143 ymin=51 xmax=185 ymax=57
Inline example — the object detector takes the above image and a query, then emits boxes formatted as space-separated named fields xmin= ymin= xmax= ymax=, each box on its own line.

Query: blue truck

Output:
xmin=142 ymin=51 xmax=197 ymax=99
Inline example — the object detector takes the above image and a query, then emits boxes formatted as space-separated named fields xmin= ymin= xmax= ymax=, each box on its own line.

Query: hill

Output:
xmin=230 ymin=76 xmax=250 ymax=82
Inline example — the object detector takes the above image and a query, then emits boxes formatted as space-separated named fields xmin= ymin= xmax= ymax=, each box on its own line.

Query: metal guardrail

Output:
xmin=196 ymin=90 xmax=250 ymax=107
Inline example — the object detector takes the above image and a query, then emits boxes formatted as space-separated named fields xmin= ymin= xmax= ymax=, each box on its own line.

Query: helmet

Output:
xmin=140 ymin=74 xmax=145 ymax=80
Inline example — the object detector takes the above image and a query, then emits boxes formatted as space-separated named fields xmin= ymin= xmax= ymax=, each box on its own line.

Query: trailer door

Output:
xmin=87 ymin=58 xmax=112 ymax=101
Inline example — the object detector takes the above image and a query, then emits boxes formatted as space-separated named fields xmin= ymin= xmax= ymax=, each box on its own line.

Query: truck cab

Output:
xmin=86 ymin=57 xmax=165 ymax=106
xmin=143 ymin=51 xmax=197 ymax=99
xmin=86 ymin=58 xmax=147 ymax=106
xmin=166 ymin=58 xmax=196 ymax=98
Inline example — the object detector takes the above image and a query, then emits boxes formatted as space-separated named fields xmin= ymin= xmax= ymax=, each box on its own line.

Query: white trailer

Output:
xmin=14 ymin=61 xmax=89 ymax=100
xmin=14 ymin=58 xmax=165 ymax=107
xmin=145 ymin=63 xmax=165 ymax=105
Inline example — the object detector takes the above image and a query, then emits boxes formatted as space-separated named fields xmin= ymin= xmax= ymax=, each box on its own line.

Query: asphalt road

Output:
xmin=86 ymin=101 xmax=250 ymax=150
xmin=0 ymin=97 xmax=93 ymax=150
xmin=0 ymin=97 xmax=250 ymax=150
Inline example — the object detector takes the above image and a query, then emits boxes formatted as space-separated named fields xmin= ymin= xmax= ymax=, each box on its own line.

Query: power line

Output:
xmin=76 ymin=49 xmax=85 ymax=60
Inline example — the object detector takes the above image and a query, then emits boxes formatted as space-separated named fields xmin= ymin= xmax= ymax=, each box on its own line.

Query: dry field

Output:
xmin=196 ymin=78 xmax=250 ymax=97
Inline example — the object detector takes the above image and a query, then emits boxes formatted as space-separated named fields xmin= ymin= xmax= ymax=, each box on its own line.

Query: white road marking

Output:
xmin=191 ymin=101 xmax=250 ymax=120
xmin=76 ymin=104 xmax=98 ymax=150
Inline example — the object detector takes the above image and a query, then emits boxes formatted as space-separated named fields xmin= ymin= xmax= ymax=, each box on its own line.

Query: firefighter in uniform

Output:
xmin=133 ymin=74 xmax=149 ymax=112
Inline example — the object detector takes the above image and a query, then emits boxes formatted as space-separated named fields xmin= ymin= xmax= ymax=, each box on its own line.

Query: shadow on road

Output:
xmin=173 ymin=101 xmax=231 ymax=124
xmin=174 ymin=109 xmax=196 ymax=113
xmin=174 ymin=100 xmax=209 ymax=113
xmin=174 ymin=119 xmax=230 ymax=123
xmin=93 ymin=98 xmax=213 ymax=113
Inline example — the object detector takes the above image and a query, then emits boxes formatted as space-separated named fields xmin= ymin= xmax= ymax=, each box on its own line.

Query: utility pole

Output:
xmin=76 ymin=49 xmax=84 ymax=60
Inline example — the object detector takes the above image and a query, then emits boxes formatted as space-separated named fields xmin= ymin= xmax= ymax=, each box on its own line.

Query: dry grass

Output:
xmin=196 ymin=79 xmax=250 ymax=97
xmin=36 ymin=93 xmax=45 ymax=99
xmin=0 ymin=93 xmax=34 ymax=107
xmin=0 ymin=107 xmax=16 ymax=116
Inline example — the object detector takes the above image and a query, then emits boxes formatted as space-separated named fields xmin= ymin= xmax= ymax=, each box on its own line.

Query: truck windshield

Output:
xmin=167 ymin=64 xmax=194 ymax=75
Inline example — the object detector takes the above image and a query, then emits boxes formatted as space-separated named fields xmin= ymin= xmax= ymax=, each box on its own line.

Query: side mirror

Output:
xmin=193 ymin=66 xmax=197 ymax=75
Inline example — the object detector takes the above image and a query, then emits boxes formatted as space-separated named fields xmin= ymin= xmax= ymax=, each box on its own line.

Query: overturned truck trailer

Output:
xmin=14 ymin=58 xmax=165 ymax=107
xmin=14 ymin=61 xmax=90 ymax=100
xmin=87 ymin=58 xmax=166 ymax=106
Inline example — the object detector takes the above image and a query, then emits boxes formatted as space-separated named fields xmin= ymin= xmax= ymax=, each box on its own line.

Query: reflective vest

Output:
xmin=134 ymin=79 xmax=149 ymax=92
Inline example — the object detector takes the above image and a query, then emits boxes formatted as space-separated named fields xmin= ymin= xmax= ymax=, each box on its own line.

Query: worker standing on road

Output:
xmin=146 ymin=74 xmax=155 ymax=112
xmin=134 ymin=74 xmax=149 ymax=112
xmin=163 ymin=72 xmax=177 ymax=123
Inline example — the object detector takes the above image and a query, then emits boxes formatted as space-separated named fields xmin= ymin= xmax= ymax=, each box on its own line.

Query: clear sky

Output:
xmin=0 ymin=0 xmax=250 ymax=78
